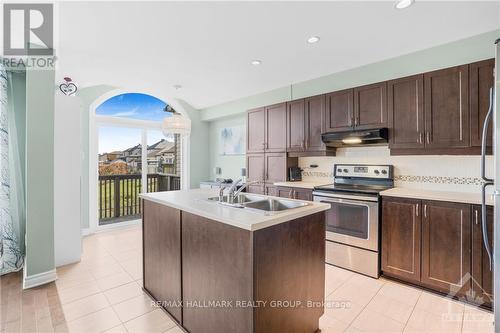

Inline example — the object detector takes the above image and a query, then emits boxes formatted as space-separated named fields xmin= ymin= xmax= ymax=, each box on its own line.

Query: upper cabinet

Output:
xmin=470 ymin=59 xmax=495 ymax=148
xmin=265 ymin=103 xmax=287 ymax=152
xmin=325 ymin=89 xmax=354 ymax=132
xmin=247 ymin=103 xmax=286 ymax=153
xmin=388 ymin=75 xmax=425 ymax=149
xmin=424 ymin=65 xmax=469 ymax=149
xmin=287 ymin=99 xmax=306 ymax=152
xmin=247 ymin=107 xmax=265 ymax=153
xmin=354 ymin=82 xmax=388 ymax=129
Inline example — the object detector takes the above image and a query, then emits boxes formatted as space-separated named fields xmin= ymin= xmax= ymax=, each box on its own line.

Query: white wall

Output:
xmin=299 ymin=147 xmax=493 ymax=194
xmin=54 ymin=93 xmax=82 ymax=267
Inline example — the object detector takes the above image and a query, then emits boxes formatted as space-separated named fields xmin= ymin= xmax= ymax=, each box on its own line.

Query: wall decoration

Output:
xmin=59 ymin=77 xmax=78 ymax=96
xmin=220 ymin=126 xmax=244 ymax=155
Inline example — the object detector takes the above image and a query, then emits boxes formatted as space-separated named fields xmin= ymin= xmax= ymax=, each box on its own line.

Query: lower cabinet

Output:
xmin=276 ymin=186 xmax=313 ymax=201
xmin=472 ymin=205 xmax=494 ymax=307
xmin=382 ymin=197 xmax=493 ymax=307
xmin=420 ymin=201 xmax=471 ymax=297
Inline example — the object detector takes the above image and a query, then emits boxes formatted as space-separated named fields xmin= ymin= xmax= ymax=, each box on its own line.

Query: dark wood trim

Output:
xmin=287 ymin=150 xmax=336 ymax=157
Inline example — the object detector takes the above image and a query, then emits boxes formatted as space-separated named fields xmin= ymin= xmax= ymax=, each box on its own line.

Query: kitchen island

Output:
xmin=140 ymin=189 xmax=329 ymax=333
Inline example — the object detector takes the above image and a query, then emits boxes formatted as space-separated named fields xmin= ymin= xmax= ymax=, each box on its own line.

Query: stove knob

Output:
xmin=337 ymin=168 xmax=342 ymax=173
xmin=381 ymin=169 xmax=388 ymax=175
xmin=374 ymin=170 xmax=380 ymax=175
xmin=343 ymin=169 xmax=348 ymax=173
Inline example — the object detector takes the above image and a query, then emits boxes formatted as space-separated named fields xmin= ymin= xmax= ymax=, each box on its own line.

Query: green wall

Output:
xmin=208 ymin=114 xmax=246 ymax=181
xmin=25 ymin=68 xmax=56 ymax=276
xmin=204 ymin=30 xmax=500 ymax=177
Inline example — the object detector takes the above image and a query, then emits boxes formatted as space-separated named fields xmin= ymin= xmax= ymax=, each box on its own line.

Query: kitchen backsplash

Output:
xmin=299 ymin=146 xmax=494 ymax=193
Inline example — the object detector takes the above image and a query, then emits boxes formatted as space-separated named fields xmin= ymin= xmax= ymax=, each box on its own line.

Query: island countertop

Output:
xmin=140 ymin=188 xmax=330 ymax=231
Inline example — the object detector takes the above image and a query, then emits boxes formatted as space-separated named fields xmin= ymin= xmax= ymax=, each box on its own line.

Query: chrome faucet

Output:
xmin=227 ymin=179 xmax=243 ymax=200
xmin=231 ymin=180 xmax=263 ymax=198
xmin=216 ymin=180 xmax=226 ymax=200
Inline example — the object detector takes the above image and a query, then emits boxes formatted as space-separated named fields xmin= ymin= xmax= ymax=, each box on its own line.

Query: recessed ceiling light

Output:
xmin=394 ymin=0 xmax=414 ymax=9
xmin=307 ymin=36 xmax=320 ymax=44
xmin=251 ymin=60 xmax=262 ymax=66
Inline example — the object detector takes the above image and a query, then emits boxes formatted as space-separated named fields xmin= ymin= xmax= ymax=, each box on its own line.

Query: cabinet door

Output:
xmin=388 ymin=75 xmax=425 ymax=149
xmin=293 ymin=188 xmax=313 ymax=201
xmin=305 ymin=95 xmax=326 ymax=151
xmin=276 ymin=186 xmax=294 ymax=199
xmin=264 ymin=153 xmax=287 ymax=183
xmin=470 ymin=59 xmax=494 ymax=147
xmin=247 ymin=107 xmax=265 ymax=153
xmin=143 ymin=200 xmax=182 ymax=322
xmin=265 ymin=184 xmax=278 ymax=196
xmin=265 ymin=103 xmax=287 ymax=152
xmin=424 ymin=65 xmax=469 ymax=148
xmin=246 ymin=153 xmax=265 ymax=182
xmin=472 ymin=205 xmax=494 ymax=307
xmin=354 ymin=82 xmax=387 ymax=129
xmin=247 ymin=184 xmax=265 ymax=195
xmin=287 ymin=99 xmax=306 ymax=152
xmin=325 ymin=89 xmax=354 ymax=132
xmin=421 ymin=200 xmax=471 ymax=296
xmin=381 ymin=197 xmax=421 ymax=283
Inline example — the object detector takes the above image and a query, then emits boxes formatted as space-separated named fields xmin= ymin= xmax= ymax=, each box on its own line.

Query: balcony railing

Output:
xmin=98 ymin=173 xmax=180 ymax=223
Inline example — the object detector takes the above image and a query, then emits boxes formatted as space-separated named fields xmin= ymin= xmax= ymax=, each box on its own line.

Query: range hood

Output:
xmin=321 ymin=128 xmax=389 ymax=148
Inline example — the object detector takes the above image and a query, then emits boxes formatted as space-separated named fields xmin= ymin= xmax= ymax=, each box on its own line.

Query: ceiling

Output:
xmin=57 ymin=1 xmax=500 ymax=109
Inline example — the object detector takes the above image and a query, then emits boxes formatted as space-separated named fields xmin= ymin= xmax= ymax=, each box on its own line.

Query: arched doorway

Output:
xmin=88 ymin=91 xmax=189 ymax=231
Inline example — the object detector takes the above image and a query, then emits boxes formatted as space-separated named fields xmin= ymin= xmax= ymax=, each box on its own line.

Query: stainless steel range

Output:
xmin=313 ymin=164 xmax=394 ymax=278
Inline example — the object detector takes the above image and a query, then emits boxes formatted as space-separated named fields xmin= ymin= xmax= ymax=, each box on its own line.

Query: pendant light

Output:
xmin=161 ymin=105 xmax=191 ymax=136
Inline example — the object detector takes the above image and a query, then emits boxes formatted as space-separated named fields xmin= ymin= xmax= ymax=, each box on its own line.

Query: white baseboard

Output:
xmin=81 ymin=228 xmax=91 ymax=236
xmin=23 ymin=269 xmax=58 ymax=289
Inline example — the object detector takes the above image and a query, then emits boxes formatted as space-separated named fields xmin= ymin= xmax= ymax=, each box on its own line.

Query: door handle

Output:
xmin=480 ymin=88 xmax=494 ymax=183
xmin=482 ymin=182 xmax=494 ymax=270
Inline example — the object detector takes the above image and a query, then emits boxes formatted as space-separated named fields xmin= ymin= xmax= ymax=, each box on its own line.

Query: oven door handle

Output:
xmin=312 ymin=192 xmax=378 ymax=203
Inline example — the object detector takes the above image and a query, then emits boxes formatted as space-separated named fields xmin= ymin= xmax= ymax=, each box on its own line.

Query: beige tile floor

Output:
xmin=0 ymin=225 xmax=494 ymax=333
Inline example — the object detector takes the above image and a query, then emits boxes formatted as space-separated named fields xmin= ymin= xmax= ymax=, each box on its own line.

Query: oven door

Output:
xmin=313 ymin=192 xmax=379 ymax=251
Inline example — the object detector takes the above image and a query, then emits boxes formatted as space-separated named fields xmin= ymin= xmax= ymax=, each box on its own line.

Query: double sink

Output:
xmin=207 ymin=194 xmax=310 ymax=214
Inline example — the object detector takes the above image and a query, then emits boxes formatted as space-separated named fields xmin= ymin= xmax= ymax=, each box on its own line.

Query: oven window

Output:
xmin=322 ymin=201 xmax=368 ymax=239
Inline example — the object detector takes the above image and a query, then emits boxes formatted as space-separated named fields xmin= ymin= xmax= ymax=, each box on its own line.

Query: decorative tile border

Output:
xmin=302 ymin=171 xmax=485 ymax=186
xmin=394 ymin=175 xmax=484 ymax=186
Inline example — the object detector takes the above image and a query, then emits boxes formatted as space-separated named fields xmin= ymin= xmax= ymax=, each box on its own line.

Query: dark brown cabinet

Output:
xmin=470 ymin=59 xmax=495 ymax=148
xmin=276 ymin=186 xmax=313 ymax=201
xmin=472 ymin=205 xmax=494 ymax=307
xmin=381 ymin=197 xmax=421 ymax=284
xmin=388 ymin=75 xmax=425 ymax=149
xmin=246 ymin=184 xmax=265 ymax=195
xmin=420 ymin=201 xmax=471 ymax=297
xmin=264 ymin=153 xmax=287 ymax=183
xmin=143 ymin=200 xmax=182 ymax=322
xmin=325 ymin=89 xmax=354 ymax=132
xmin=382 ymin=197 xmax=493 ymax=306
xmin=287 ymin=99 xmax=306 ymax=152
xmin=424 ymin=65 xmax=469 ymax=149
xmin=265 ymin=103 xmax=287 ymax=152
xmin=354 ymin=82 xmax=388 ymax=129
xmin=287 ymin=95 xmax=327 ymax=154
xmin=246 ymin=154 xmax=265 ymax=183
xmin=246 ymin=107 xmax=265 ymax=153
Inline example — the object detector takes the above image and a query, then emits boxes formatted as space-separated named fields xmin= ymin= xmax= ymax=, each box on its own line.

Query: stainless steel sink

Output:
xmin=243 ymin=198 xmax=309 ymax=212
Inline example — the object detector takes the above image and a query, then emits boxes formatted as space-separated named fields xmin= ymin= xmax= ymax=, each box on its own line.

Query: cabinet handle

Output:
xmin=301 ymin=140 xmax=304 ymax=149
xmin=288 ymin=189 xmax=293 ymax=199
xmin=475 ymin=209 xmax=479 ymax=225
xmin=419 ymin=132 xmax=423 ymax=144
xmin=355 ymin=116 xmax=359 ymax=126
xmin=416 ymin=204 xmax=419 ymax=217
xmin=426 ymin=132 xmax=430 ymax=144
xmin=294 ymin=190 xmax=298 ymax=199
xmin=459 ymin=71 xmax=463 ymax=141
xmin=305 ymin=140 xmax=308 ymax=150
xmin=424 ymin=204 xmax=427 ymax=218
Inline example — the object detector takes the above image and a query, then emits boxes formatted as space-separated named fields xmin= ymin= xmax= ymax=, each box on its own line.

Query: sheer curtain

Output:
xmin=0 ymin=65 xmax=24 ymax=275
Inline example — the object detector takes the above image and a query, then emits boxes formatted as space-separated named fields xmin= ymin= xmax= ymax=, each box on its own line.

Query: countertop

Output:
xmin=140 ymin=188 xmax=330 ymax=231
xmin=380 ymin=188 xmax=494 ymax=206
xmin=273 ymin=181 xmax=331 ymax=189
